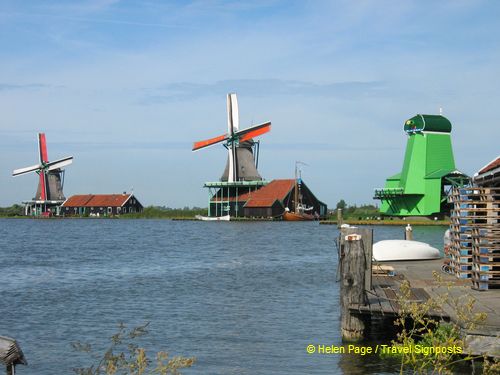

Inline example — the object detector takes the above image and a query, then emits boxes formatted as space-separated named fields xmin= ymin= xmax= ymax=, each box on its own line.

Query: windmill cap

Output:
xmin=404 ymin=114 xmax=452 ymax=134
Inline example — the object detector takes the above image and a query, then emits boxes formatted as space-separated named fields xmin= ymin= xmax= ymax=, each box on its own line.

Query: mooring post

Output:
xmin=337 ymin=208 xmax=343 ymax=228
xmin=339 ymin=228 xmax=371 ymax=341
xmin=405 ymin=224 xmax=413 ymax=241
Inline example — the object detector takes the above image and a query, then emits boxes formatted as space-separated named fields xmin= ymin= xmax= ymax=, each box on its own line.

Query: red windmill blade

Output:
xmin=192 ymin=134 xmax=229 ymax=152
xmin=237 ymin=122 xmax=271 ymax=143
xmin=38 ymin=133 xmax=49 ymax=200
xmin=192 ymin=93 xmax=271 ymax=183
xmin=191 ymin=122 xmax=271 ymax=152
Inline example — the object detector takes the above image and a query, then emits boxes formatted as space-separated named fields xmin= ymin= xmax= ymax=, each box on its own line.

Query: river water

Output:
xmin=0 ymin=219 xmax=447 ymax=374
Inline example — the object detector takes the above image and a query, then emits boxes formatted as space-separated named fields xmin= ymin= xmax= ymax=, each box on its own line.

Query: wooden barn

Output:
xmin=61 ymin=193 xmax=143 ymax=216
xmin=209 ymin=179 xmax=327 ymax=219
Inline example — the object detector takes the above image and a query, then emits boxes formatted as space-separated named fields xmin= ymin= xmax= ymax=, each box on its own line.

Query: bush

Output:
xmin=72 ymin=322 xmax=195 ymax=375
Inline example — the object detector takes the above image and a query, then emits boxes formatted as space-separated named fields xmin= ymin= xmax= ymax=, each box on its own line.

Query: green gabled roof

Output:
xmin=425 ymin=168 xmax=468 ymax=179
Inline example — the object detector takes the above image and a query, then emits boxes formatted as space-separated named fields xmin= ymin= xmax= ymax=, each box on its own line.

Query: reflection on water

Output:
xmin=0 ymin=219 xmax=447 ymax=374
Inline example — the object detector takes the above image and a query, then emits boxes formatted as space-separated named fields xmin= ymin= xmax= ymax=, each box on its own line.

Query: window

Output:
xmin=107 ymin=207 xmax=112 ymax=214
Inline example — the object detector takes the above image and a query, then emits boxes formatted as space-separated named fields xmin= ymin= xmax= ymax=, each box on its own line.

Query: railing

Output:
xmin=373 ymin=187 xmax=405 ymax=198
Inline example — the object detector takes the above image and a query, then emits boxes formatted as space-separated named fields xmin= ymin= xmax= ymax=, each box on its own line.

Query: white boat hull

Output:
xmin=373 ymin=240 xmax=441 ymax=262
xmin=195 ymin=214 xmax=230 ymax=221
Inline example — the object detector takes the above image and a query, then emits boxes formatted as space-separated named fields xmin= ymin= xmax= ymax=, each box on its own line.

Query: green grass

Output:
xmin=121 ymin=206 xmax=207 ymax=219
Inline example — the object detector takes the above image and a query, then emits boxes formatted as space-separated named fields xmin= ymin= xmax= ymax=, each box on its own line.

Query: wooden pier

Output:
xmin=339 ymin=228 xmax=500 ymax=358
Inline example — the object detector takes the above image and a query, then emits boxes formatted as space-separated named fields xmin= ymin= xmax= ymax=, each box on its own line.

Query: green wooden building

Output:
xmin=374 ymin=114 xmax=469 ymax=217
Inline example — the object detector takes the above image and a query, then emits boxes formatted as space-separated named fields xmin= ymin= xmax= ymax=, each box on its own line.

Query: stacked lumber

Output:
xmin=449 ymin=187 xmax=500 ymax=290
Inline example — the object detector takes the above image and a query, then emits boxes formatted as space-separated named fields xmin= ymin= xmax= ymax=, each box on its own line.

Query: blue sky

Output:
xmin=1 ymin=0 xmax=499 ymax=208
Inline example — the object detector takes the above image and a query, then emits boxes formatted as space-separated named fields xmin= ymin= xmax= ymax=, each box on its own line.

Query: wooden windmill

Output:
xmin=12 ymin=133 xmax=73 ymax=216
xmin=193 ymin=93 xmax=271 ymax=217
xmin=192 ymin=93 xmax=271 ymax=182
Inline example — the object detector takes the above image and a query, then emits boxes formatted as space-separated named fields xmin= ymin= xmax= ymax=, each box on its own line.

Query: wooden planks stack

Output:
xmin=448 ymin=187 xmax=500 ymax=290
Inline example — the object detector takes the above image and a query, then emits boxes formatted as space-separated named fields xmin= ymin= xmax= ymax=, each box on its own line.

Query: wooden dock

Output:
xmin=338 ymin=226 xmax=500 ymax=359
xmin=353 ymin=258 xmax=500 ymax=358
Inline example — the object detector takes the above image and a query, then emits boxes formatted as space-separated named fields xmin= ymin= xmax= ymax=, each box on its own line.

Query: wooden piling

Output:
xmin=339 ymin=227 xmax=372 ymax=341
xmin=405 ymin=224 xmax=413 ymax=240
xmin=337 ymin=209 xmax=343 ymax=228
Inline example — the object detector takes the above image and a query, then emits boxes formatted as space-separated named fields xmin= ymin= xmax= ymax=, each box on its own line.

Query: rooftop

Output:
xmin=62 ymin=194 xmax=134 ymax=207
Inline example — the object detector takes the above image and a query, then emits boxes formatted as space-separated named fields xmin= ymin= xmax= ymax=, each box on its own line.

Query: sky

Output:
xmin=1 ymin=0 xmax=499 ymax=208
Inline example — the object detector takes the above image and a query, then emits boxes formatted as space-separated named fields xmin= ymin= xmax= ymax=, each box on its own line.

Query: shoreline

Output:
xmin=0 ymin=215 xmax=450 ymax=226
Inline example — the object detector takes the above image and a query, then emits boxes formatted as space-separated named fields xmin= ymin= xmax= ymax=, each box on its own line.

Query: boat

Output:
xmin=195 ymin=214 xmax=230 ymax=221
xmin=373 ymin=240 xmax=441 ymax=262
xmin=282 ymin=162 xmax=317 ymax=221
xmin=282 ymin=207 xmax=315 ymax=221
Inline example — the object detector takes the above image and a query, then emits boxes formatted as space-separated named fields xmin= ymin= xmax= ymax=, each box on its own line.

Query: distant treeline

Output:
xmin=0 ymin=205 xmax=207 ymax=219
xmin=330 ymin=200 xmax=380 ymax=220
xmin=1 ymin=202 xmax=382 ymax=220
xmin=0 ymin=204 xmax=24 ymax=217
xmin=122 ymin=206 xmax=207 ymax=219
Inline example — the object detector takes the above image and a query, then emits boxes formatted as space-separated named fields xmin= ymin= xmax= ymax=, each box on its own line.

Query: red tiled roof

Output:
xmin=239 ymin=179 xmax=294 ymax=201
xmin=478 ymin=156 xmax=500 ymax=175
xmin=62 ymin=194 xmax=132 ymax=207
xmin=243 ymin=179 xmax=295 ymax=208
xmin=244 ymin=198 xmax=279 ymax=208
xmin=63 ymin=195 xmax=93 ymax=206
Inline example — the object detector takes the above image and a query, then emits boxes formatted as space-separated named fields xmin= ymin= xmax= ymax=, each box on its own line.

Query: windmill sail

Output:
xmin=47 ymin=156 xmax=74 ymax=171
xmin=13 ymin=133 xmax=73 ymax=201
xmin=192 ymin=93 xmax=271 ymax=182
xmin=12 ymin=164 xmax=42 ymax=176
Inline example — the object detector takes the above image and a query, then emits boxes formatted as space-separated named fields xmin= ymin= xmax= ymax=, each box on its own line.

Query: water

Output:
xmin=0 ymin=219 xmax=447 ymax=374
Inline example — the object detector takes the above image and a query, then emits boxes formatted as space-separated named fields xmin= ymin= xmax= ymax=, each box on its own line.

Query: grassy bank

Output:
xmin=121 ymin=206 xmax=207 ymax=219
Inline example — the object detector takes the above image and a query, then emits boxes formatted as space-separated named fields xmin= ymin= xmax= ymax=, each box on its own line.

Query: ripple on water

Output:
xmin=0 ymin=219 xmax=446 ymax=374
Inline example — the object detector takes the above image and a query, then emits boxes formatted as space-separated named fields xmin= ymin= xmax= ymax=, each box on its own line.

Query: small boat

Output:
xmin=195 ymin=214 xmax=230 ymax=221
xmin=282 ymin=162 xmax=317 ymax=221
xmin=373 ymin=240 xmax=441 ymax=262
xmin=282 ymin=207 xmax=315 ymax=221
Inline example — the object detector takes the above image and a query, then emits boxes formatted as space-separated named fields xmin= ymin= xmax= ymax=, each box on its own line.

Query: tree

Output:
xmin=336 ymin=199 xmax=347 ymax=210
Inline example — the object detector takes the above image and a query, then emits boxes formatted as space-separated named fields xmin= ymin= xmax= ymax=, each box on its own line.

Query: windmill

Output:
xmin=13 ymin=133 xmax=73 ymax=216
xmin=374 ymin=114 xmax=469 ymax=217
xmin=192 ymin=93 xmax=271 ymax=182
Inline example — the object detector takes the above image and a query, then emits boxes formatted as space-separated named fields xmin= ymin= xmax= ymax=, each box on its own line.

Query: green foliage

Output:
xmin=385 ymin=272 xmax=489 ymax=374
xmin=72 ymin=322 xmax=195 ymax=375
xmin=121 ymin=206 xmax=206 ymax=219
xmin=336 ymin=199 xmax=346 ymax=210
xmin=343 ymin=204 xmax=379 ymax=219
xmin=329 ymin=201 xmax=379 ymax=220
xmin=0 ymin=204 xmax=24 ymax=217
